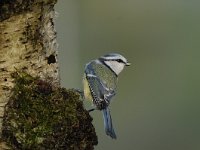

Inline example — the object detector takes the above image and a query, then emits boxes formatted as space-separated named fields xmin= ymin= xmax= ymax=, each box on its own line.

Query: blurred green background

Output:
xmin=55 ymin=1 xmax=200 ymax=150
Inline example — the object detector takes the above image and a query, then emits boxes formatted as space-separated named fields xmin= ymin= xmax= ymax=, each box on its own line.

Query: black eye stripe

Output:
xmin=104 ymin=58 xmax=125 ymax=63
xmin=116 ymin=59 xmax=124 ymax=63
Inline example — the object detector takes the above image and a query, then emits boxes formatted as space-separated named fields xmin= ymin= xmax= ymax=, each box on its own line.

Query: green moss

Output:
xmin=2 ymin=72 xmax=98 ymax=150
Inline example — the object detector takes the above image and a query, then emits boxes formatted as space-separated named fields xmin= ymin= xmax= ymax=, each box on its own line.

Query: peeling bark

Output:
xmin=0 ymin=0 xmax=59 ymax=137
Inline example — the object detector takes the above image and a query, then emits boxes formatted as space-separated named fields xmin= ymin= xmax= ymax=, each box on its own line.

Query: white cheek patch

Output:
xmin=105 ymin=61 xmax=125 ymax=75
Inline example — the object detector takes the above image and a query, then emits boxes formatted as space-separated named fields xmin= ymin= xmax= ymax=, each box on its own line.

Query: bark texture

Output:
xmin=0 ymin=0 xmax=59 ymax=137
xmin=0 ymin=1 xmax=98 ymax=149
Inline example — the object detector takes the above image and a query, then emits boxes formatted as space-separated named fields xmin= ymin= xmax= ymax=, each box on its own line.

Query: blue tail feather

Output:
xmin=102 ymin=107 xmax=117 ymax=139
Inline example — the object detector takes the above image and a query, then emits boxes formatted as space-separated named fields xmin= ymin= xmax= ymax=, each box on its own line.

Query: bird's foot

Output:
xmin=87 ymin=108 xmax=96 ymax=112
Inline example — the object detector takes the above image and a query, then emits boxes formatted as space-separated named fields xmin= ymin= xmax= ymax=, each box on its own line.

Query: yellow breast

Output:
xmin=83 ymin=74 xmax=93 ymax=101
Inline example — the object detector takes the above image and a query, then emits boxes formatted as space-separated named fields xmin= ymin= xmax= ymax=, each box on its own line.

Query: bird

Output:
xmin=83 ymin=53 xmax=130 ymax=139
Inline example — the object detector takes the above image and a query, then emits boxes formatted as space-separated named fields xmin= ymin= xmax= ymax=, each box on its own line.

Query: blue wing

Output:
xmin=85 ymin=73 xmax=115 ymax=109
xmin=86 ymin=74 xmax=117 ymax=139
xmin=85 ymin=63 xmax=117 ymax=139
xmin=85 ymin=63 xmax=116 ymax=109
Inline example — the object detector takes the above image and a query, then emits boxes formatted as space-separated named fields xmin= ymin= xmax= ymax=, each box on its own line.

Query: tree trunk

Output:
xmin=0 ymin=0 xmax=59 ymax=134
xmin=0 ymin=0 xmax=97 ymax=149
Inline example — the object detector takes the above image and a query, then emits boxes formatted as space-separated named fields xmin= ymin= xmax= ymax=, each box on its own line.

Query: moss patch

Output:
xmin=2 ymin=72 xmax=98 ymax=150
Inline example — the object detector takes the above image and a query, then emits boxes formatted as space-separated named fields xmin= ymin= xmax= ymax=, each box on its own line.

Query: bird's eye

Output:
xmin=116 ymin=59 xmax=123 ymax=63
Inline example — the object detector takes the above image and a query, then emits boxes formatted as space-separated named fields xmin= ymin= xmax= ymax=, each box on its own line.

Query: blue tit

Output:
xmin=83 ymin=53 xmax=130 ymax=139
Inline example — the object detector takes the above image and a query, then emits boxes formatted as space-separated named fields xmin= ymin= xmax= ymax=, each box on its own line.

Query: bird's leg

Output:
xmin=88 ymin=108 xmax=96 ymax=112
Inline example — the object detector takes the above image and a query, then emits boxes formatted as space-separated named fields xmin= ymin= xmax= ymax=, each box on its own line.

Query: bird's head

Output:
xmin=100 ymin=53 xmax=130 ymax=75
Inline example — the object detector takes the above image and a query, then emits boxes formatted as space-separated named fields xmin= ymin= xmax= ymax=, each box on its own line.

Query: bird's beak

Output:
xmin=125 ymin=62 xmax=131 ymax=66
